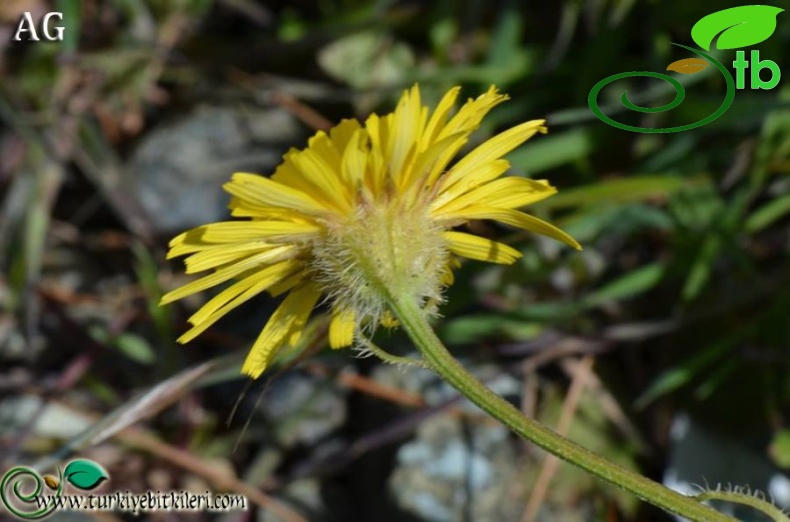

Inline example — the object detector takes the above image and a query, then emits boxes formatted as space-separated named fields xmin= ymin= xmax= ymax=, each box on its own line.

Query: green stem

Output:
xmin=386 ymin=292 xmax=736 ymax=522
xmin=358 ymin=334 xmax=428 ymax=367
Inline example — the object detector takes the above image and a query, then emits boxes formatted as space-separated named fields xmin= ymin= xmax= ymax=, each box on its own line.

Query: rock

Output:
xmin=664 ymin=412 xmax=790 ymax=520
xmin=375 ymin=361 xmax=526 ymax=521
xmin=0 ymin=395 xmax=93 ymax=439
xmin=243 ymin=370 xmax=349 ymax=521
xmin=129 ymin=105 xmax=304 ymax=233
xmin=373 ymin=359 xmax=522 ymax=414
xmin=258 ymin=479 xmax=324 ymax=522
xmin=259 ymin=370 xmax=348 ymax=447
xmin=389 ymin=413 xmax=524 ymax=522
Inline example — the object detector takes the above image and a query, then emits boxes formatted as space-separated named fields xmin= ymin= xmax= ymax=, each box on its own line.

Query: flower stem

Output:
xmin=386 ymin=292 xmax=736 ymax=522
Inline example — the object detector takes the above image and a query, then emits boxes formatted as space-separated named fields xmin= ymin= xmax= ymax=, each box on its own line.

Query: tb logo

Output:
xmin=588 ymin=5 xmax=784 ymax=133
xmin=733 ymin=50 xmax=780 ymax=90
xmin=12 ymin=11 xmax=65 ymax=42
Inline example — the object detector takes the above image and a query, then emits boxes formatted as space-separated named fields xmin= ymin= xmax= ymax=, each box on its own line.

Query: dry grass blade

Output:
xmin=29 ymin=398 xmax=307 ymax=522
xmin=31 ymin=355 xmax=308 ymax=522
xmin=229 ymin=69 xmax=334 ymax=131
xmin=35 ymin=356 xmax=237 ymax=470
xmin=74 ymin=120 xmax=154 ymax=242
xmin=117 ymin=426 xmax=307 ymax=522
xmin=305 ymin=363 xmax=427 ymax=408
xmin=521 ymin=355 xmax=595 ymax=522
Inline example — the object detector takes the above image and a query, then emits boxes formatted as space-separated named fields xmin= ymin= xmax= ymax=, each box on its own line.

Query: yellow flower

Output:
xmin=161 ymin=85 xmax=580 ymax=378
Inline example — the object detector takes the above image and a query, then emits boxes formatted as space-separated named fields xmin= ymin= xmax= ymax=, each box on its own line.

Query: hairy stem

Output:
xmin=385 ymin=292 xmax=735 ymax=522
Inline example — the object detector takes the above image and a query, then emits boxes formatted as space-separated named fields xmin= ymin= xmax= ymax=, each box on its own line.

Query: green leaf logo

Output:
xmin=63 ymin=460 xmax=109 ymax=490
xmin=691 ymin=5 xmax=784 ymax=51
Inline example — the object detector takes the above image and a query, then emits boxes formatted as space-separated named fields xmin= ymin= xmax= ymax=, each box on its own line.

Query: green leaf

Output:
xmin=691 ymin=5 xmax=784 ymax=51
xmin=55 ymin=0 xmax=81 ymax=53
xmin=581 ymin=263 xmax=666 ymax=308
xmin=668 ymin=180 xmax=723 ymax=231
xmin=132 ymin=241 xmax=173 ymax=347
xmin=482 ymin=3 xmax=532 ymax=85
xmin=744 ymin=193 xmax=790 ymax=233
xmin=693 ymin=359 xmax=738 ymax=401
xmin=440 ymin=314 xmax=543 ymax=344
xmin=635 ymin=338 xmax=735 ymax=409
xmin=769 ymin=429 xmax=790 ymax=469
xmin=534 ymin=175 xmax=689 ymax=211
xmin=506 ymin=129 xmax=591 ymax=174
xmin=114 ymin=333 xmax=156 ymax=365
xmin=63 ymin=459 xmax=109 ymax=490
xmin=681 ymin=234 xmax=722 ymax=302
xmin=317 ymin=32 xmax=414 ymax=89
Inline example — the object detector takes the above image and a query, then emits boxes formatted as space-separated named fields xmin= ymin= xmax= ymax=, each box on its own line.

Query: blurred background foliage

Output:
xmin=1 ymin=0 xmax=790 ymax=521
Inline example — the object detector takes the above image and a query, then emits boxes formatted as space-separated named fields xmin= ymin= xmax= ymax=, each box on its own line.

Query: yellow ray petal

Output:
xmin=421 ymin=86 xmax=461 ymax=149
xmin=408 ymin=131 xmax=467 ymax=191
xmin=168 ymin=218 xmax=308 ymax=257
xmin=199 ymin=221 xmax=319 ymax=242
xmin=446 ymin=207 xmax=581 ymax=250
xmin=270 ymin=152 xmax=316 ymax=194
xmin=417 ymin=105 xmax=428 ymax=148
xmin=161 ymin=246 xmax=294 ymax=305
xmin=177 ymin=261 xmax=300 ymax=344
xmin=224 ymin=172 xmax=330 ymax=215
xmin=341 ymin=129 xmax=369 ymax=188
xmin=389 ymin=85 xmax=422 ymax=189
xmin=288 ymin=147 xmax=352 ymax=212
xmin=281 ymin=142 xmax=344 ymax=207
xmin=229 ymin=202 xmax=313 ymax=220
xmin=330 ymin=118 xmax=363 ymax=154
xmin=437 ymin=85 xmax=508 ymax=140
xmin=432 ymin=177 xmax=556 ymax=216
xmin=429 ymin=159 xmax=510 ymax=211
xmin=183 ymin=242 xmax=274 ymax=274
xmin=167 ymin=234 xmax=213 ymax=259
xmin=241 ymin=284 xmax=322 ymax=378
xmin=440 ymin=119 xmax=546 ymax=192
xmin=443 ymin=230 xmax=522 ymax=264
xmin=307 ymin=130 xmax=342 ymax=173
xmin=188 ymin=260 xmax=300 ymax=326
xmin=268 ymin=269 xmax=306 ymax=297
xmin=329 ymin=307 xmax=355 ymax=349
xmin=170 ymin=221 xmax=316 ymax=254
xmin=168 ymin=227 xmax=201 ymax=249
xmin=364 ymin=113 xmax=388 ymax=195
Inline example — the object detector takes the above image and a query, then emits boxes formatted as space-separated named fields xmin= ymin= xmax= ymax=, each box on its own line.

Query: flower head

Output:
xmin=161 ymin=85 xmax=580 ymax=378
